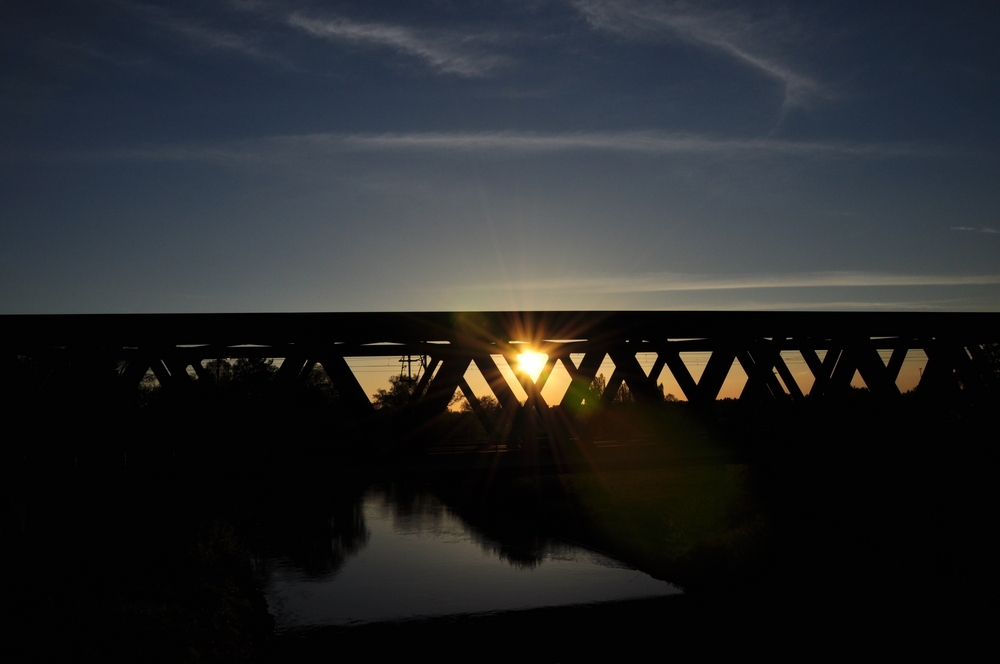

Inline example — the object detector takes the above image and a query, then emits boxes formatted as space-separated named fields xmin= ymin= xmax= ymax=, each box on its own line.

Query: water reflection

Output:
xmin=257 ymin=486 xmax=680 ymax=630
xmin=256 ymin=485 xmax=370 ymax=581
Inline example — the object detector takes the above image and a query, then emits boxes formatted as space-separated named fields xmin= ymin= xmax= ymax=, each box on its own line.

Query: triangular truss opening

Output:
xmin=897 ymin=348 xmax=927 ymax=393
xmin=856 ymin=346 xmax=927 ymax=395
xmin=141 ymin=367 xmax=161 ymax=390
xmin=782 ymin=351 xmax=812 ymax=395
xmin=341 ymin=356 xmax=397 ymax=404
xmin=492 ymin=354 xmax=528 ymax=403
xmin=678 ymin=352 xmax=710 ymax=384
xmin=447 ymin=386 xmax=464 ymax=411
xmin=650 ymin=362 xmax=685 ymax=401
xmin=635 ymin=352 xmax=657 ymax=378
xmin=850 ymin=368 xmax=866 ymax=390
xmin=591 ymin=356 xmax=617 ymax=403
xmin=539 ymin=358 xmax=572 ymax=405
xmin=718 ymin=358 xmax=747 ymax=400
xmin=457 ymin=362 xmax=493 ymax=412
xmin=515 ymin=350 xmax=548 ymax=383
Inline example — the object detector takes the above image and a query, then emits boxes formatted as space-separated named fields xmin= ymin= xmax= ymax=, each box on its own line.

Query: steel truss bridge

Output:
xmin=4 ymin=311 xmax=998 ymax=444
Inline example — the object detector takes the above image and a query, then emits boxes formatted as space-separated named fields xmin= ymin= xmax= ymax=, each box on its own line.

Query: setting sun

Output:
xmin=517 ymin=350 xmax=548 ymax=382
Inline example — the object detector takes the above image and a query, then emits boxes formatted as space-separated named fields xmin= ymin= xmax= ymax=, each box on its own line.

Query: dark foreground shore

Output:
xmin=2 ymin=399 xmax=994 ymax=661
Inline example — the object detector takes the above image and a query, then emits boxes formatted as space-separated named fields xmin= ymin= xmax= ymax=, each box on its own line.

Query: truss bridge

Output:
xmin=4 ymin=311 xmax=998 ymax=448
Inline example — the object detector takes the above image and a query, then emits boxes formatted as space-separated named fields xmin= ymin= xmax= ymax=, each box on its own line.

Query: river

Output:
xmin=254 ymin=484 xmax=681 ymax=632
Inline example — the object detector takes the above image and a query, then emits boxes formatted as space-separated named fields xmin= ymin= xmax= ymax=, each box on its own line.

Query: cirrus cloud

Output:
xmin=287 ymin=12 xmax=510 ymax=77
xmin=572 ymin=0 xmax=825 ymax=108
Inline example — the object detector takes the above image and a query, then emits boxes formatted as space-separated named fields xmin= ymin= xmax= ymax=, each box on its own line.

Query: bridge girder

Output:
xmin=4 ymin=312 xmax=997 ymax=442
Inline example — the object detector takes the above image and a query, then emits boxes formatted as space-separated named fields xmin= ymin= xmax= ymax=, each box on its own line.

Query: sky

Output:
xmin=2 ymin=0 xmax=999 ymax=314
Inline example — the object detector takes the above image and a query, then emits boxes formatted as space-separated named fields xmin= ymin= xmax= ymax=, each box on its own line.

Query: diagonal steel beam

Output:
xmin=559 ymin=351 xmax=605 ymax=409
xmin=275 ymin=356 xmax=308 ymax=384
xmin=120 ymin=359 xmax=151 ymax=391
xmin=921 ymin=340 xmax=984 ymax=394
xmin=148 ymin=358 xmax=173 ymax=388
xmin=319 ymin=356 xmax=374 ymax=414
xmin=473 ymin=354 xmax=522 ymax=419
xmin=854 ymin=345 xmax=901 ymax=398
xmin=804 ymin=346 xmax=841 ymax=397
xmin=772 ymin=351 xmax=804 ymax=400
xmin=886 ymin=346 xmax=908 ymax=384
xmin=647 ymin=354 xmax=666 ymax=394
xmin=608 ymin=348 xmax=660 ymax=404
xmin=737 ymin=348 xmax=786 ymax=401
xmin=411 ymin=356 xmax=439 ymax=401
xmin=828 ymin=345 xmax=858 ymax=394
xmin=502 ymin=350 xmax=550 ymax=412
xmin=190 ymin=359 xmax=211 ymax=382
xmin=697 ymin=348 xmax=736 ymax=403
xmin=473 ymin=354 xmax=524 ymax=443
xmin=658 ymin=346 xmax=699 ymax=402
xmin=457 ymin=375 xmax=495 ymax=438
xmin=417 ymin=356 xmax=471 ymax=418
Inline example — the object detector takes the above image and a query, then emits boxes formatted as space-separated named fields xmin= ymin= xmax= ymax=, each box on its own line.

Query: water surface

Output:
xmin=258 ymin=487 xmax=680 ymax=630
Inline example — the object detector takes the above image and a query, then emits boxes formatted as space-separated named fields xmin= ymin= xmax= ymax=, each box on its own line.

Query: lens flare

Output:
xmin=517 ymin=351 xmax=547 ymax=382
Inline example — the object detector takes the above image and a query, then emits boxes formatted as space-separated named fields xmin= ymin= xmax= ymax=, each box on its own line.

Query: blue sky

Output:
xmin=2 ymin=0 xmax=998 ymax=313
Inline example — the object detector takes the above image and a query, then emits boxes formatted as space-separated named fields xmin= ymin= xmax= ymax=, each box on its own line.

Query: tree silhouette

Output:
xmin=232 ymin=357 xmax=274 ymax=383
xmin=203 ymin=359 xmax=233 ymax=384
xmin=372 ymin=375 xmax=415 ymax=412
xmin=460 ymin=394 xmax=501 ymax=417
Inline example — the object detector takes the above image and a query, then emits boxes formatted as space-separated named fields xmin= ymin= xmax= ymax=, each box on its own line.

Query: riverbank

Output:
xmin=2 ymin=402 xmax=992 ymax=660
xmin=2 ymin=473 xmax=274 ymax=662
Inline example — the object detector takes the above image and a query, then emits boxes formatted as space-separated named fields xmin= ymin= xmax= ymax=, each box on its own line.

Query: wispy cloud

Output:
xmin=952 ymin=226 xmax=999 ymax=234
xmin=329 ymin=130 xmax=932 ymax=158
xmin=454 ymin=271 xmax=1000 ymax=294
xmin=119 ymin=1 xmax=286 ymax=64
xmin=710 ymin=300 xmax=952 ymax=311
xmin=572 ymin=0 xmax=823 ymax=107
xmin=40 ymin=130 xmax=954 ymax=164
xmin=162 ymin=20 xmax=272 ymax=59
xmin=287 ymin=13 xmax=507 ymax=77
